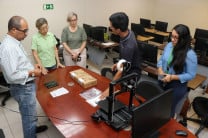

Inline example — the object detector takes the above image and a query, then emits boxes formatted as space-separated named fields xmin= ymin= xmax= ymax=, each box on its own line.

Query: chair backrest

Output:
xmin=194 ymin=28 xmax=208 ymax=39
xmin=100 ymin=68 xmax=115 ymax=80
xmin=110 ymin=34 xmax=120 ymax=43
xmin=131 ymin=23 xmax=145 ymax=36
xmin=136 ymin=81 xmax=164 ymax=102
xmin=0 ymin=72 xmax=8 ymax=86
xmin=140 ymin=18 xmax=151 ymax=28
xmin=155 ymin=21 xmax=168 ymax=32
xmin=91 ymin=26 xmax=107 ymax=42
xmin=192 ymin=96 xmax=208 ymax=118
xmin=83 ymin=23 xmax=93 ymax=38
xmin=54 ymin=35 xmax=61 ymax=48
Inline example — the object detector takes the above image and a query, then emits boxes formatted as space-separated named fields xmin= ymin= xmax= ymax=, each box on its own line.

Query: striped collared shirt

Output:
xmin=0 ymin=34 xmax=34 ymax=85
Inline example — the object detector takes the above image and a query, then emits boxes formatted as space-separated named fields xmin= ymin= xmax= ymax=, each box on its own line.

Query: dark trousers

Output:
xmin=159 ymin=80 xmax=188 ymax=117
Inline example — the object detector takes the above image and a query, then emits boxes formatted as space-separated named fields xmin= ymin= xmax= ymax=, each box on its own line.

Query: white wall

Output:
xmin=0 ymin=0 xmax=154 ymax=55
xmin=151 ymin=0 xmax=208 ymax=34
xmin=0 ymin=0 xmax=208 ymax=55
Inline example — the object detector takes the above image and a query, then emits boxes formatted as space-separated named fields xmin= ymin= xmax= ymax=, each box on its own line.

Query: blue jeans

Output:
xmin=10 ymin=82 xmax=37 ymax=138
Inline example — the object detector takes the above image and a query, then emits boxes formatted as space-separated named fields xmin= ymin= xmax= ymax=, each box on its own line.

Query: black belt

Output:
xmin=26 ymin=80 xmax=35 ymax=84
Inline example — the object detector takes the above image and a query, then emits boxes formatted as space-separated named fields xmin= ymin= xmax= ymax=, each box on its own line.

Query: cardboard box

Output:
xmin=70 ymin=69 xmax=97 ymax=88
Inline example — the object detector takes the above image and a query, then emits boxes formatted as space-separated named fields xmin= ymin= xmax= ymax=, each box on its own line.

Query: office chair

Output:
xmin=91 ymin=26 xmax=107 ymax=42
xmin=100 ymin=68 xmax=116 ymax=80
xmin=152 ymin=35 xmax=166 ymax=44
xmin=95 ymin=26 xmax=107 ymax=33
xmin=0 ymin=72 xmax=10 ymax=106
xmin=135 ymin=81 xmax=164 ymax=104
xmin=83 ymin=23 xmax=93 ymax=38
xmin=140 ymin=18 xmax=151 ymax=28
xmin=193 ymin=28 xmax=208 ymax=48
xmin=180 ymin=96 xmax=208 ymax=136
xmin=0 ymin=129 xmax=5 ymax=138
xmin=194 ymin=28 xmax=208 ymax=40
xmin=100 ymin=57 xmax=119 ymax=80
xmin=54 ymin=35 xmax=64 ymax=65
xmin=131 ymin=23 xmax=147 ymax=37
xmin=155 ymin=21 xmax=168 ymax=32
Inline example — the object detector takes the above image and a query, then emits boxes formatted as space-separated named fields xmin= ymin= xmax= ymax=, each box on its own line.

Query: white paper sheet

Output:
xmin=50 ymin=87 xmax=69 ymax=98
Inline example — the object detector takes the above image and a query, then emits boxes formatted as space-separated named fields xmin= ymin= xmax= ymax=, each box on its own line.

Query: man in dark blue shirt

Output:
xmin=101 ymin=12 xmax=142 ymax=98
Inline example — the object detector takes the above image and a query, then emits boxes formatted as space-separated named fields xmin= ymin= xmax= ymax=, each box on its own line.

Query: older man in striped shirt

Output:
xmin=0 ymin=16 xmax=47 ymax=138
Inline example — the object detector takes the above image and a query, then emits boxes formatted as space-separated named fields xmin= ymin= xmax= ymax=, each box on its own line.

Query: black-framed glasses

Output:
xmin=16 ymin=28 xmax=29 ymax=33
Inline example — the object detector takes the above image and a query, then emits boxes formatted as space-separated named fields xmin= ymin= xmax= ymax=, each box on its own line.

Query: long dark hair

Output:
xmin=171 ymin=24 xmax=192 ymax=73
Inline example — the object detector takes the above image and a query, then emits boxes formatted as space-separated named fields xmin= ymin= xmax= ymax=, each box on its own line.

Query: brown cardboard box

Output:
xmin=69 ymin=69 xmax=97 ymax=88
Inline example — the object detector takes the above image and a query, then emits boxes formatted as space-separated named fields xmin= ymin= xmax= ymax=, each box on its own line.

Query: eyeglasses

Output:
xmin=69 ymin=19 xmax=77 ymax=22
xmin=16 ymin=28 xmax=29 ymax=33
xmin=171 ymin=35 xmax=179 ymax=40
xmin=39 ymin=25 xmax=49 ymax=31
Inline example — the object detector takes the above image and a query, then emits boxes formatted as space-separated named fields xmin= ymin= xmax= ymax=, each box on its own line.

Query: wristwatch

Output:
xmin=31 ymin=72 xmax=35 ymax=77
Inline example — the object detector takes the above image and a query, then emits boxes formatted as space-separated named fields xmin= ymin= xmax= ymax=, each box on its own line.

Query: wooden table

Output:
xmin=188 ymin=74 xmax=207 ymax=90
xmin=137 ymin=35 xmax=154 ymax=42
xmin=87 ymin=38 xmax=119 ymax=49
xmin=145 ymin=28 xmax=170 ymax=37
xmin=87 ymin=39 xmax=119 ymax=65
xmin=36 ymin=66 xmax=196 ymax=138
xmin=148 ymin=40 xmax=166 ymax=50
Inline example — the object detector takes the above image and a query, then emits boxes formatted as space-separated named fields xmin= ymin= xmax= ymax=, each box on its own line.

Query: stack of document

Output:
xmin=80 ymin=87 xmax=102 ymax=107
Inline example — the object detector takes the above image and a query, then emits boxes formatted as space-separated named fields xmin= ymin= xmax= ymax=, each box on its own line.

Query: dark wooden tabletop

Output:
xmin=36 ymin=66 xmax=196 ymax=138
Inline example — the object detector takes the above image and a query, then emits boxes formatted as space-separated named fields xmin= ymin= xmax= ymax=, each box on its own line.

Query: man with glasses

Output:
xmin=0 ymin=16 xmax=47 ymax=138
xmin=157 ymin=24 xmax=197 ymax=118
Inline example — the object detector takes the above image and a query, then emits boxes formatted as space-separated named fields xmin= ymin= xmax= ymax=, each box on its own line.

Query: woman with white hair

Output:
xmin=61 ymin=12 xmax=87 ymax=68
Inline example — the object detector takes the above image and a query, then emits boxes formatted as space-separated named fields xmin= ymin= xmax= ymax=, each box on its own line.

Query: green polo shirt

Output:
xmin=31 ymin=32 xmax=57 ymax=67
xmin=61 ymin=26 xmax=87 ymax=49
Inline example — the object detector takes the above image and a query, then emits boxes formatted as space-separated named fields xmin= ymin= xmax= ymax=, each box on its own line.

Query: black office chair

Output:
xmin=0 ymin=129 xmax=5 ymax=138
xmin=140 ymin=18 xmax=151 ymax=29
xmin=152 ymin=35 xmax=165 ymax=44
xmin=135 ymin=81 xmax=164 ymax=104
xmin=155 ymin=21 xmax=168 ymax=32
xmin=0 ymin=72 xmax=10 ymax=106
xmin=180 ymin=96 xmax=208 ymax=136
xmin=54 ymin=35 xmax=64 ymax=65
xmin=194 ymin=28 xmax=208 ymax=40
xmin=131 ymin=23 xmax=147 ymax=37
xmin=100 ymin=57 xmax=119 ymax=80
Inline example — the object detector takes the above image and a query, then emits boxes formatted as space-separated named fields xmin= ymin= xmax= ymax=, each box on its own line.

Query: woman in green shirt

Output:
xmin=32 ymin=18 xmax=64 ymax=75
xmin=61 ymin=12 xmax=87 ymax=68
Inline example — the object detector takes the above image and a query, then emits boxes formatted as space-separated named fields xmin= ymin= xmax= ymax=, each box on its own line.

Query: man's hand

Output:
xmin=29 ymin=64 xmax=42 ymax=77
xmin=111 ymin=64 xmax=117 ymax=71
xmin=100 ymin=88 xmax=109 ymax=100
